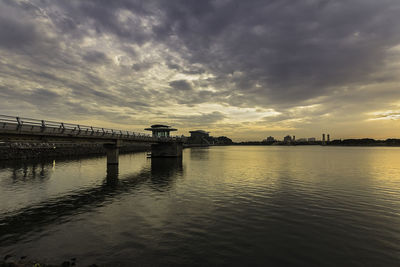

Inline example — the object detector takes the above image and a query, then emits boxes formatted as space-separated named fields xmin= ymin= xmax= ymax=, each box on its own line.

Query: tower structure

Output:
xmin=145 ymin=124 xmax=177 ymax=138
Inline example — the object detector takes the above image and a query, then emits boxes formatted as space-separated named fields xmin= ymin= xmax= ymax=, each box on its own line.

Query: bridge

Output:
xmin=0 ymin=115 xmax=183 ymax=169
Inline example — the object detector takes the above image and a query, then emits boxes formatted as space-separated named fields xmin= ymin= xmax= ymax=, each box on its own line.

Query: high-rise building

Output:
xmin=327 ymin=134 xmax=330 ymax=142
xmin=266 ymin=136 xmax=275 ymax=142
xmin=293 ymin=136 xmax=296 ymax=141
xmin=322 ymin=134 xmax=326 ymax=142
xmin=283 ymin=135 xmax=292 ymax=143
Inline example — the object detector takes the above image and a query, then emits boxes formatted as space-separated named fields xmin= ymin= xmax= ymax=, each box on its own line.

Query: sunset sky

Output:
xmin=1 ymin=0 xmax=400 ymax=141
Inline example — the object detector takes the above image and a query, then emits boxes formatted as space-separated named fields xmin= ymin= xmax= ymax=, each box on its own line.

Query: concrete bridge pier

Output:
xmin=151 ymin=142 xmax=183 ymax=157
xmin=104 ymin=140 xmax=121 ymax=166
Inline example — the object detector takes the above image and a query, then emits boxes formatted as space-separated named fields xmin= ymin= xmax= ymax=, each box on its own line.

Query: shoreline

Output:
xmin=231 ymin=144 xmax=400 ymax=147
xmin=0 ymin=142 xmax=150 ymax=161
xmin=1 ymin=141 xmax=400 ymax=161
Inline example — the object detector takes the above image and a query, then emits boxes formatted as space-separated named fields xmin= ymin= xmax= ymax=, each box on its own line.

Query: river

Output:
xmin=1 ymin=146 xmax=400 ymax=266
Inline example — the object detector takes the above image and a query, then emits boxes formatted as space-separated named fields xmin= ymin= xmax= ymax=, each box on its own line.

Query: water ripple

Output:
xmin=0 ymin=147 xmax=400 ymax=266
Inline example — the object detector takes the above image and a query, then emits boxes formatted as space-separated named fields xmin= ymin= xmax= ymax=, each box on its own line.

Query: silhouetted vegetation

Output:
xmin=233 ymin=138 xmax=400 ymax=146
xmin=213 ymin=136 xmax=233 ymax=145
xmin=328 ymin=138 xmax=400 ymax=146
xmin=235 ymin=141 xmax=265 ymax=145
xmin=184 ymin=135 xmax=233 ymax=146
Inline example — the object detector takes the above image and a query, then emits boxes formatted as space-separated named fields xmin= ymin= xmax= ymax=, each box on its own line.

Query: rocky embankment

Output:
xmin=0 ymin=142 xmax=150 ymax=160
xmin=1 ymin=258 xmax=98 ymax=267
xmin=1 ymin=253 xmax=103 ymax=267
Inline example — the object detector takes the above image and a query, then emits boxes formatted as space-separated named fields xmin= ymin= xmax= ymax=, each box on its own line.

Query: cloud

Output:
xmin=162 ymin=1 xmax=400 ymax=106
xmin=1 ymin=0 xmax=400 ymax=139
xmin=170 ymin=111 xmax=226 ymax=126
xmin=0 ymin=16 xmax=38 ymax=50
xmin=169 ymin=80 xmax=193 ymax=91
xmin=82 ymin=50 xmax=110 ymax=64
xmin=370 ymin=111 xmax=400 ymax=121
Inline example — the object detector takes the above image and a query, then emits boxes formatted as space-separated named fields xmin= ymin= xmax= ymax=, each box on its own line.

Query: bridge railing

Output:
xmin=0 ymin=115 xmax=182 ymax=142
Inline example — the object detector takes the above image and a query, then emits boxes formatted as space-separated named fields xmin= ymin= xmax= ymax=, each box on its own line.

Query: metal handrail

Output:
xmin=0 ymin=114 xmax=181 ymax=142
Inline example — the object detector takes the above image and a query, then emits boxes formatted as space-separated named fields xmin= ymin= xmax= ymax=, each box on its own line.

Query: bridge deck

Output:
xmin=0 ymin=115 xmax=181 ymax=144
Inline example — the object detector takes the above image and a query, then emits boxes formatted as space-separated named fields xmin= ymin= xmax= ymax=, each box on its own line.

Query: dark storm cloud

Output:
xmin=132 ymin=61 xmax=153 ymax=71
xmin=40 ymin=0 xmax=155 ymax=43
xmin=169 ymin=80 xmax=193 ymax=91
xmin=155 ymin=0 xmax=400 ymax=106
xmin=82 ymin=50 xmax=110 ymax=64
xmin=30 ymin=88 xmax=61 ymax=100
xmin=1 ymin=0 xmax=400 ymax=135
xmin=0 ymin=1 xmax=61 ymax=58
xmin=165 ymin=61 xmax=205 ymax=75
xmin=0 ymin=16 xmax=37 ymax=49
xmin=0 ymin=85 xmax=20 ymax=99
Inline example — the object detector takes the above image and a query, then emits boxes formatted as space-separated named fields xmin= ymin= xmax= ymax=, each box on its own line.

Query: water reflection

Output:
xmin=0 ymin=174 xmax=142 ymax=245
xmin=0 ymin=156 xmax=105 ymax=184
xmin=1 ymin=160 xmax=52 ymax=182
xmin=1 ymin=147 xmax=400 ymax=266
xmin=189 ymin=147 xmax=210 ymax=160
xmin=0 ymin=157 xmax=184 ymax=246
xmin=150 ymin=158 xmax=183 ymax=188
xmin=106 ymin=164 xmax=119 ymax=186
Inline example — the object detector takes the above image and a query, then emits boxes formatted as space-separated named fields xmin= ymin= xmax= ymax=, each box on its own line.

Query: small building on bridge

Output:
xmin=189 ymin=130 xmax=209 ymax=140
xmin=145 ymin=125 xmax=177 ymax=138
xmin=188 ymin=130 xmax=211 ymax=145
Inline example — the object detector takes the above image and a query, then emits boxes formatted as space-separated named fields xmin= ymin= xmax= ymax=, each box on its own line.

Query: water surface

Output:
xmin=1 ymin=146 xmax=400 ymax=266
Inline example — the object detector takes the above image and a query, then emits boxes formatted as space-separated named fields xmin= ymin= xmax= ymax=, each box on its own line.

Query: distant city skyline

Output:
xmin=1 ymin=0 xmax=400 ymax=141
